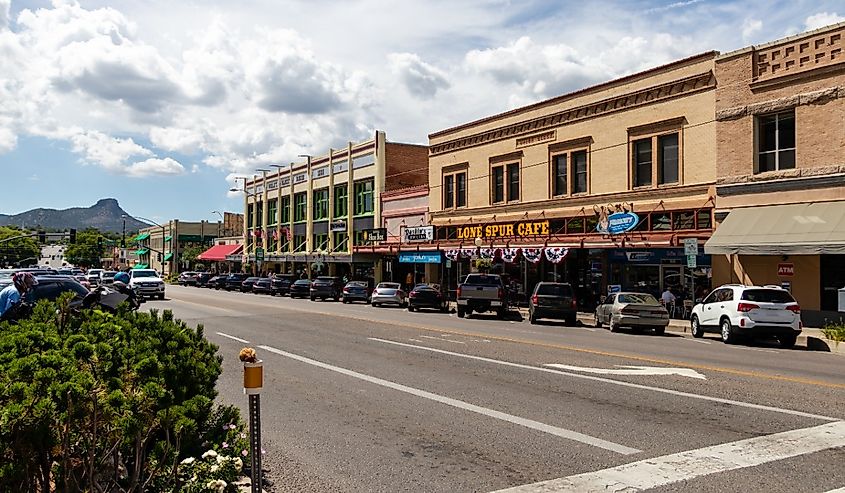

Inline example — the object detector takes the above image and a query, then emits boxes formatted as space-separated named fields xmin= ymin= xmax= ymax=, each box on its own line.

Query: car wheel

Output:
xmin=690 ymin=315 xmax=704 ymax=338
xmin=653 ymin=325 xmax=666 ymax=336
xmin=372 ymin=302 xmax=379 ymax=307
xmin=496 ymin=308 xmax=506 ymax=320
xmin=529 ymin=312 xmax=537 ymax=324
xmin=566 ymin=315 xmax=577 ymax=327
xmin=720 ymin=317 xmax=737 ymax=344
xmin=609 ymin=321 xmax=620 ymax=332
xmin=407 ymin=306 xmax=414 ymax=312
xmin=778 ymin=334 xmax=797 ymax=348
xmin=594 ymin=314 xmax=602 ymax=328
xmin=457 ymin=307 xmax=465 ymax=318
xmin=310 ymin=296 xmax=315 ymax=301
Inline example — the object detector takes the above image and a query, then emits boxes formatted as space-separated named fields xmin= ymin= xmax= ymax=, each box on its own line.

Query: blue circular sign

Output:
xmin=597 ymin=212 xmax=640 ymax=235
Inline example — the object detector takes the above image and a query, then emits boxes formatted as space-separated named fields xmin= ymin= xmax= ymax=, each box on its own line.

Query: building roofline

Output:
xmin=718 ymin=21 xmax=845 ymax=61
xmin=428 ymin=51 xmax=718 ymax=140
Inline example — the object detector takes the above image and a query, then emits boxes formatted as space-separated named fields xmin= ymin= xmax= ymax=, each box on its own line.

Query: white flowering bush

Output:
xmin=178 ymin=450 xmax=243 ymax=493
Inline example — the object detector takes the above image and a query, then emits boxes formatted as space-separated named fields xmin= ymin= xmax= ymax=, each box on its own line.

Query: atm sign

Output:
xmin=777 ymin=263 xmax=794 ymax=277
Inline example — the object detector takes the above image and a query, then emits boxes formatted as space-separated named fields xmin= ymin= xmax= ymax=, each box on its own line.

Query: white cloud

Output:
xmin=0 ymin=0 xmax=9 ymax=30
xmin=127 ymin=157 xmax=185 ymax=177
xmin=805 ymin=12 xmax=845 ymax=31
xmin=69 ymin=130 xmax=153 ymax=168
xmin=742 ymin=18 xmax=763 ymax=41
xmin=388 ymin=53 xmax=450 ymax=99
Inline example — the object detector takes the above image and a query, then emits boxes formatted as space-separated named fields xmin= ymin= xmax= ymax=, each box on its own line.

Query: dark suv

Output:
xmin=224 ymin=273 xmax=250 ymax=291
xmin=528 ymin=282 xmax=577 ymax=325
xmin=310 ymin=276 xmax=343 ymax=301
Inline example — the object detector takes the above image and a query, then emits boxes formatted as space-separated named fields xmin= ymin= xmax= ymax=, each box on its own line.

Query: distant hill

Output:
xmin=0 ymin=198 xmax=150 ymax=233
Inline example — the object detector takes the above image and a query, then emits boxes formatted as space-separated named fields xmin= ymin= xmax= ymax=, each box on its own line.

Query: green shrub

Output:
xmin=821 ymin=322 xmax=845 ymax=345
xmin=0 ymin=294 xmax=246 ymax=492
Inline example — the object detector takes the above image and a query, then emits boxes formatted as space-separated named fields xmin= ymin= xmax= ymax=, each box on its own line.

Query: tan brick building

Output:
xmin=426 ymin=53 xmax=719 ymax=306
xmin=241 ymin=131 xmax=428 ymax=280
xmin=135 ymin=219 xmax=223 ymax=275
xmin=705 ymin=22 xmax=845 ymax=320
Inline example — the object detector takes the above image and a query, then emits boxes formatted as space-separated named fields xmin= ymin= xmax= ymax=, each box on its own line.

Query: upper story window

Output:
xmin=443 ymin=169 xmax=467 ymax=209
xmin=255 ymin=203 xmax=264 ymax=228
xmin=313 ymin=188 xmax=329 ymax=220
xmin=293 ymin=192 xmax=307 ymax=222
xmin=632 ymin=131 xmax=681 ymax=188
xmin=491 ymin=163 xmax=520 ymax=203
xmin=247 ymin=204 xmax=254 ymax=228
xmin=354 ymin=179 xmax=374 ymax=216
xmin=334 ymin=184 xmax=348 ymax=218
xmin=267 ymin=199 xmax=278 ymax=226
xmin=507 ymin=163 xmax=520 ymax=202
xmin=757 ymin=110 xmax=795 ymax=173
xmin=552 ymin=150 xmax=588 ymax=196
xmin=281 ymin=196 xmax=290 ymax=223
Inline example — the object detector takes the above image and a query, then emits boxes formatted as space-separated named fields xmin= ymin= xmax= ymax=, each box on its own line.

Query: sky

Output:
xmin=0 ymin=0 xmax=843 ymax=222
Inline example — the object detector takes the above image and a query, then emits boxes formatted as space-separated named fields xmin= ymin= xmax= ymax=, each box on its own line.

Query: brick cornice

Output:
xmin=429 ymin=71 xmax=716 ymax=156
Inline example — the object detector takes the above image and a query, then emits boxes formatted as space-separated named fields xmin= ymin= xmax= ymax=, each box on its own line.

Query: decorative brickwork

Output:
xmin=753 ymin=26 xmax=844 ymax=83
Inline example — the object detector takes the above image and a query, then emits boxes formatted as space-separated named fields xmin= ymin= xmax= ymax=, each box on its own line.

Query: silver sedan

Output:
xmin=595 ymin=292 xmax=670 ymax=334
xmin=371 ymin=282 xmax=407 ymax=307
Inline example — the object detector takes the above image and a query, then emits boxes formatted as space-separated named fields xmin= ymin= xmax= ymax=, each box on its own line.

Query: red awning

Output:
xmin=198 ymin=244 xmax=243 ymax=261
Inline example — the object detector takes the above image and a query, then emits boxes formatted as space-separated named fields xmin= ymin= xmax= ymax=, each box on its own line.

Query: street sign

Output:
xmin=255 ymin=248 xmax=265 ymax=262
xmin=778 ymin=263 xmax=794 ymax=276
xmin=683 ymin=238 xmax=698 ymax=256
xmin=686 ymin=254 xmax=697 ymax=268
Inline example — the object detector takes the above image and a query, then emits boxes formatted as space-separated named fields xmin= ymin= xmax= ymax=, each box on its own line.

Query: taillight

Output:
xmin=409 ymin=291 xmax=417 ymax=298
xmin=786 ymin=304 xmax=801 ymax=314
xmin=498 ymin=288 xmax=504 ymax=300
xmin=343 ymin=288 xmax=349 ymax=293
xmin=571 ymin=298 xmax=577 ymax=309
xmin=457 ymin=286 xmax=462 ymax=298
xmin=737 ymin=302 xmax=759 ymax=312
xmin=621 ymin=307 xmax=638 ymax=315
xmin=531 ymin=294 xmax=538 ymax=305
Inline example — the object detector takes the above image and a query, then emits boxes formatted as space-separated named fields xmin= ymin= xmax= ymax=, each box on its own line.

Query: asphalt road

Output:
xmin=147 ymin=285 xmax=845 ymax=493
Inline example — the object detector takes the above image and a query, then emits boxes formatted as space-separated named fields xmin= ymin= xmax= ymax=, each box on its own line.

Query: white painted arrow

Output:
xmin=543 ymin=364 xmax=706 ymax=380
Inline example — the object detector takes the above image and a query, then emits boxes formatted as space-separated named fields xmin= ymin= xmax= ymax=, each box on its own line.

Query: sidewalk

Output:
xmin=512 ymin=307 xmax=843 ymax=355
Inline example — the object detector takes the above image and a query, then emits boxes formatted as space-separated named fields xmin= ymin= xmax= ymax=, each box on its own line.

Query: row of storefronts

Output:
xmin=228 ymin=22 xmax=845 ymax=320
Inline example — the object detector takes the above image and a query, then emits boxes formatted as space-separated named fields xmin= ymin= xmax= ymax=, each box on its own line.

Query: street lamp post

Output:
xmin=135 ymin=216 xmax=167 ymax=274
xmin=212 ymin=210 xmax=224 ymax=236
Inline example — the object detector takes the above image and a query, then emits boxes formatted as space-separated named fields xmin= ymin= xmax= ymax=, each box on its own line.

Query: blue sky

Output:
xmin=0 ymin=0 xmax=843 ymax=222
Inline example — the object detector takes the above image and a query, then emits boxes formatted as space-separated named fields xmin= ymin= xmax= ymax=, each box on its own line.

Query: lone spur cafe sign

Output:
xmin=456 ymin=220 xmax=550 ymax=240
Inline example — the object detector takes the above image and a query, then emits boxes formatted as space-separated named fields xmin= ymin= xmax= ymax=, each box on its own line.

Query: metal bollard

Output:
xmin=241 ymin=349 xmax=264 ymax=493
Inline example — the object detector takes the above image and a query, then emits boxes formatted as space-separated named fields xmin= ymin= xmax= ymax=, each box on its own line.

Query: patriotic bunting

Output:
xmin=500 ymin=248 xmax=520 ymax=263
xmin=522 ymin=248 xmax=543 ymax=263
xmin=545 ymin=247 xmax=569 ymax=264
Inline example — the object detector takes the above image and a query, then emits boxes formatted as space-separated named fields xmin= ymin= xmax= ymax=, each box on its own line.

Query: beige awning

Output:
xmin=705 ymin=201 xmax=845 ymax=255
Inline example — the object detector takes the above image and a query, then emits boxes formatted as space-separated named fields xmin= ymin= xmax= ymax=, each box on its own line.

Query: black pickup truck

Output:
xmin=456 ymin=273 xmax=508 ymax=319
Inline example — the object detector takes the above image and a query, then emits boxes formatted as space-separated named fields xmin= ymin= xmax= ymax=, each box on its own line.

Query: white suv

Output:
xmin=690 ymin=284 xmax=801 ymax=347
xmin=129 ymin=269 xmax=166 ymax=300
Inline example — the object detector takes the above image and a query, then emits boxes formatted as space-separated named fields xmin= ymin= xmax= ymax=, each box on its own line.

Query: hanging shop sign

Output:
xmin=398 ymin=252 xmax=442 ymax=264
xmin=330 ymin=220 xmax=347 ymax=232
xmin=456 ymin=220 xmax=549 ymax=240
xmin=361 ymin=228 xmax=387 ymax=243
xmin=596 ymin=212 xmax=640 ymax=235
xmin=403 ymin=226 xmax=434 ymax=243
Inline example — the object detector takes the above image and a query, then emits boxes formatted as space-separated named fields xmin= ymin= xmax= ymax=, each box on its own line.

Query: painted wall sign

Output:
xmin=403 ymin=226 xmax=434 ymax=243
xmin=362 ymin=228 xmax=387 ymax=243
xmin=778 ymin=263 xmax=794 ymax=277
xmin=330 ymin=220 xmax=347 ymax=232
xmin=399 ymin=252 xmax=442 ymax=264
xmin=456 ymin=220 xmax=550 ymax=240
xmin=312 ymin=166 xmax=328 ymax=179
xmin=597 ymin=212 xmax=640 ymax=235
xmin=293 ymin=173 xmax=307 ymax=184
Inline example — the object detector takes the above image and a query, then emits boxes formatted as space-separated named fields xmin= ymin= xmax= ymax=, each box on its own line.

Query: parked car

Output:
xmin=224 ymin=273 xmax=250 ymax=291
xmin=0 ymin=269 xmax=14 ymax=289
xmin=129 ymin=269 xmax=166 ymax=300
xmin=456 ymin=273 xmax=508 ymax=319
xmin=99 ymin=271 xmax=118 ymax=286
xmin=690 ymin=284 xmax=802 ymax=347
xmin=408 ymin=284 xmax=448 ymax=312
xmin=341 ymin=281 xmax=371 ymax=304
xmin=371 ymin=282 xmax=406 ymax=307
xmin=208 ymin=275 xmax=228 ymax=290
xmin=86 ymin=269 xmax=104 ymax=286
xmin=310 ymin=276 xmax=343 ymax=301
xmin=252 ymin=277 xmax=273 ymax=295
xmin=594 ymin=292 xmax=669 ymax=334
xmin=289 ymin=279 xmax=312 ymax=299
xmin=528 ymin=282 xmax=577 ymax=325
xmin=23 ymin=275 xmax=90 ymax=308
xmin=241 ymin=277 xmax=260 ymax=292
xmin=178 ymin=271 xmax=199 ymax=286
xmin=195 ymin=272 xmax=215 ymax=287
xmin=270 ymin=274 xmax=297 ymax=296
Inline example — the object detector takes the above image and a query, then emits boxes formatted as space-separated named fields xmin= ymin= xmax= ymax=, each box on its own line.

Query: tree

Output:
xmin=0 ymin=226 xmax=40 ymax=267
xmin=64 ymin=228 xmax=105 ymax=268
xmin=179 ymin=246 xmax=205 ymax=270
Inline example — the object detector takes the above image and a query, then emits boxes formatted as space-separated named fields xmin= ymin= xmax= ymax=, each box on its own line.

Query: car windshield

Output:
xmin=618 ymin=293 xmax=660 ymax=305
xmin=463 ymin=275 xmax=500 ymax=286
xmin=378 ymin=283 xmax=400 ymax=289
xmin=741 ymin=289 xmax=795 ymax=303
xmin=536 ymin=284 xmax=572 ymax=296
xmin=103 ymin=272 xmax=117 ymax=277
xmin=133 ymin=271 xmax=158 ymax=278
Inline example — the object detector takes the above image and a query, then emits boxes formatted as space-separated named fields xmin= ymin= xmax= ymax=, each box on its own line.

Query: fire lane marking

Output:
xmin=258 ymin=344 xmax=640 ymax=455
xmin=367 ymin=338 xmax=837 ymax=422
xmin=492 ymin=421 xmax=845 ymax=492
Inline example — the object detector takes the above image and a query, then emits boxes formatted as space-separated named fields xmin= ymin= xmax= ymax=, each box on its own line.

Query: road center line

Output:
xmin=367 ymin=338 xmax=837 ymax=422
xmin=257 ymin=344 xmax=640 ymax=455
xmin=492 ymin=420 xmax=845 ymax=492
xmin=216 ymin=331 xmax=250 ymax=344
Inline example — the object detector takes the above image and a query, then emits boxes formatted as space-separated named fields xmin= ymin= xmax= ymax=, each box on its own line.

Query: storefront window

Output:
xmin=567 ymin=217 xmax=585 ymax=234
xmin=313 ymin=233 xmax=329 ymax=251
xmin=652 ymin=212 xmax=671 ymax=230
xmin=333 ymin=232 xmax=348 ymax=252
xmin=673 ymin=211 xmax=695 ymax=230
xmin=293 ymin=234 xmax=307 ymax=253
xmin=585 ymin=216 xmax=598 ymax=233
xmin=697 ymin=210 xmax=712 ymax=230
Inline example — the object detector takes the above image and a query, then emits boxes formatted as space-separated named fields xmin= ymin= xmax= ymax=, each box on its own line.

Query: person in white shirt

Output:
xmin=661 ymin=287 xmax=676 ymax=305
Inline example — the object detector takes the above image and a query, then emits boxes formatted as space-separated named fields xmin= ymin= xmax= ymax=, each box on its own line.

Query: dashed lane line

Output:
xmin=215 ymin=332 xmax=250 ymax=344
xmin=367 ymin=337 xmax=838 ymax=422
xmin=492 ymin=420 xmax=845 ymax=492
xmin=258 ymin=343 xmax=641 ymax=455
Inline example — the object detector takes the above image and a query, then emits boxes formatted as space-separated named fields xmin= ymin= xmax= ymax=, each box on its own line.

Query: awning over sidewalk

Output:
xmin=198 ymin=244 xmax=242 ymax=261
xmin=705 ymin=201 xmax=845 ymax=255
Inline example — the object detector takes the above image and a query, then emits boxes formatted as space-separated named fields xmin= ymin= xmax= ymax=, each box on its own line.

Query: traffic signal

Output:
xmin=157 ymin=252 xmax=162 ymax=262
xmin=69 ymin=228 xmax=77 ymax=244
xmin=38 ymin=231 xmax=46 ymax=243
xmin=97 ymin=237 xmax=103 ymax=249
